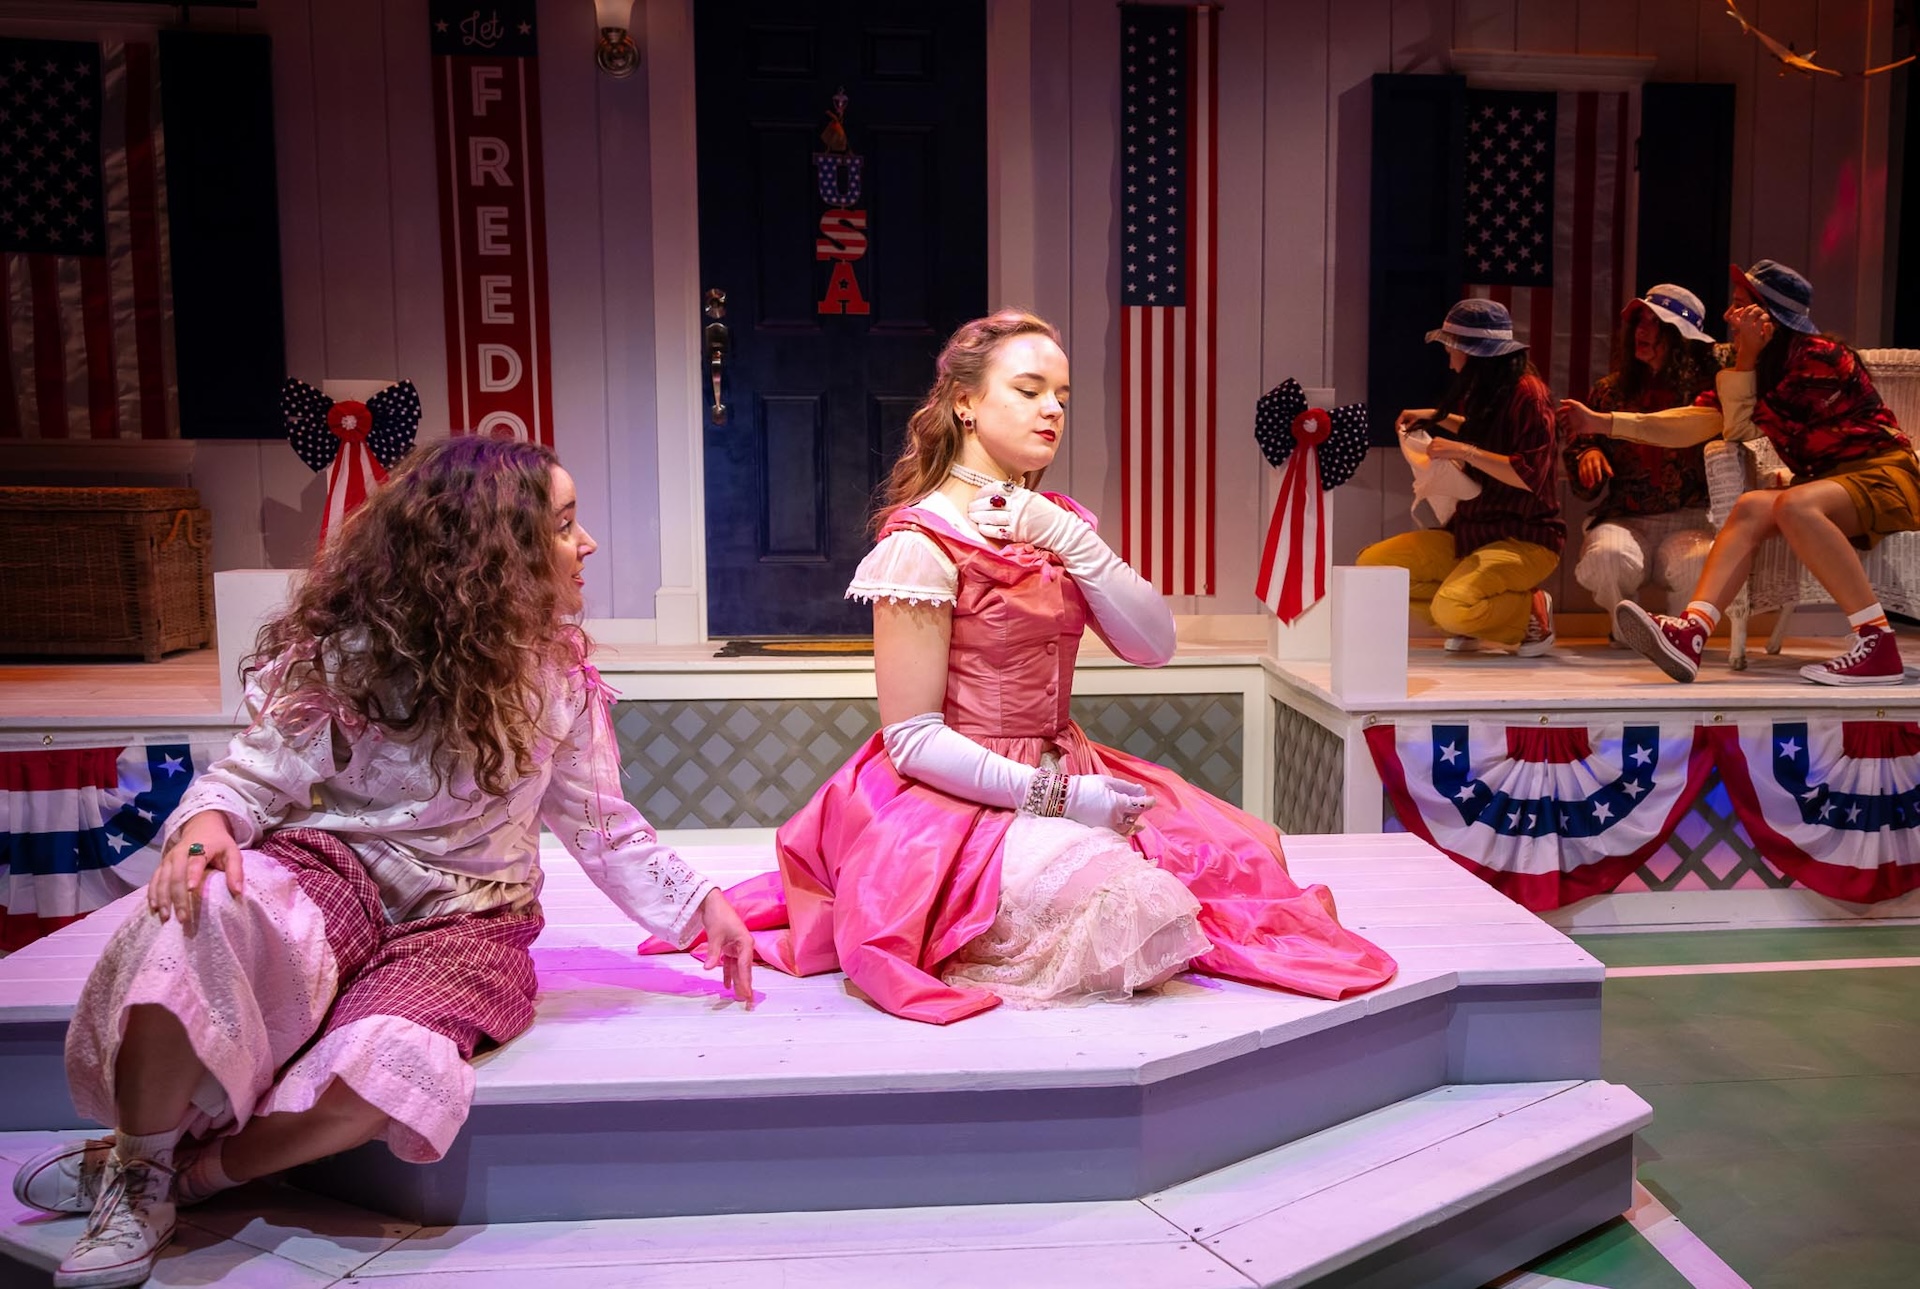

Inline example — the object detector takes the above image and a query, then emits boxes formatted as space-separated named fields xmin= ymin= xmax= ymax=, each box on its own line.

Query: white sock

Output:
xmin=1847 ymin=602 xmax=1891 ymax=633
xmin=1685 ymin=600 xmax=1722 ymax=631
xmin=113 ymin=1128 xmax=180 ymax=1169
xmin=173 ymin=1142 xmax=239 ymax=1205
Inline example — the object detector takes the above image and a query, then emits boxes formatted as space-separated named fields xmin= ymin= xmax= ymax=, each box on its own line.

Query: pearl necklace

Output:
xmin=949 ymin=462 xmax=1019 ymax=489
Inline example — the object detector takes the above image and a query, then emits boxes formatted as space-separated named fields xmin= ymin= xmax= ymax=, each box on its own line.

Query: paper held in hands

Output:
xmin=1399 ymin=428 xmax=1483 ymax=528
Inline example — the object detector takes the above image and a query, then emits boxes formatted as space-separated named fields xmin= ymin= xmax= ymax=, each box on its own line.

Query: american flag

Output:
xmin=0 ymin=37 xmax=174 ymax=439
xmin=1118 ymin=3 xmax=1216 ymax=597
xmin=1462 ymin=88 xmax=1630 ymax=405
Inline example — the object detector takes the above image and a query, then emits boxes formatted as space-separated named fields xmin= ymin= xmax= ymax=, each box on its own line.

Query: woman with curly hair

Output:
xmin=1357 ymin=298 xmax=1564 ymax=655
xmin=15 ymin=437 xmax=754 ymax=1289
xmin=649 ymin=310 xmax=1395 ymax=1023
xmin=1557 ymin=285 xmax=1720 ymax=637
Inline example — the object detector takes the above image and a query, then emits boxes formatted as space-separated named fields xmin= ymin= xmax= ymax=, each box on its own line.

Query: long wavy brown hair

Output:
xmin=246 ymin=435 xmax=585 ymax=798
xmin=873 ymin=309 xmax=1064 ymax=532
xmin=1606 ymin=302 xmax=1717 ymax=405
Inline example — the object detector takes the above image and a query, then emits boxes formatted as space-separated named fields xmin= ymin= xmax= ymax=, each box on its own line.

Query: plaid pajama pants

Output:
xmin=66 ymin=829 xmax=544 ymax=1163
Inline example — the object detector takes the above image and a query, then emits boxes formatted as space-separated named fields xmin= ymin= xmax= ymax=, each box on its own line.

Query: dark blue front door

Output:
xmin=696 ymin=1 xmax=986 ymax=637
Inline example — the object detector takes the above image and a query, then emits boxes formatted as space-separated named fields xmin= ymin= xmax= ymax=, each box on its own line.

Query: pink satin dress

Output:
xmin=648 ymin=502 xmax=1398 ymax=1024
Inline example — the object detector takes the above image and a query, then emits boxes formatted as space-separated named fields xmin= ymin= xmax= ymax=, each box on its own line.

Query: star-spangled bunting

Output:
xmin=1252 ymin=379 xmax=1368 ymax=624
xmin=1 ymin=741 xmax=210 ymax=951
xmin=280 ymin=379 xmax=421 ymax=545
xmin=1367 ymin=716 xmax=1920 ymax=911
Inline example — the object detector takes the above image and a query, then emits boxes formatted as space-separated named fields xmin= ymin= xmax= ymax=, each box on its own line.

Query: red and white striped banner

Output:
xmin=430 ymin=2 xmax=554 ymax=446
xmin=0 ymin=38 xmax=174 ymax=440
xmin=1118 ymin=3 xmax=1216 ymax=597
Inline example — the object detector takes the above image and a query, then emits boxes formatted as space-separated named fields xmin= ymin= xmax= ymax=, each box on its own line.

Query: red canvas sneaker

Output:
xmin=1800 ymin=627 xmax=1908 ymax=686
xmin=1614 ymin=601 xmax=1705 ymax=683
xmin=1516 ymin=590 xmax=1556 ymax=657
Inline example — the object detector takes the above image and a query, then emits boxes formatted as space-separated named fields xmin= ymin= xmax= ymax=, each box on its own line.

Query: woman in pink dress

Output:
xmin=662 ymin=311 xmax=1395 ymax=1024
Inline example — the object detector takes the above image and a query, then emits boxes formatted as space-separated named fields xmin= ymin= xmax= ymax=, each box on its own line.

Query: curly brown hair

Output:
xmin=1606 ymin=302 xmax=1717 ymax=405
xmin=246 ymin=435 xmax=586 ymax=798
xmin=873 ymin=309 xmax=1063 ymax=532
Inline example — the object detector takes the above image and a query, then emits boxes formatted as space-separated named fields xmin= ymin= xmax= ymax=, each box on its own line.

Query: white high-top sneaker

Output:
xmin=12 ymin=1136 xmax=113 ymax=1214
xmin=53 ymin=1154 xmax=176 ymax=1289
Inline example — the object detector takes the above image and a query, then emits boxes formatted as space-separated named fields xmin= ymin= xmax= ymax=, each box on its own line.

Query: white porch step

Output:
xmin=2 ymin=1080 xmax=1648 ymax=1288
xmin=1148 ymin=1079 xmax=1653 ymax=1288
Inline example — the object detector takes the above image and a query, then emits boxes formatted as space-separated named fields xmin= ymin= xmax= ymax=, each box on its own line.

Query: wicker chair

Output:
xmin=1709 ymin=349 xmax=1920 ymax=669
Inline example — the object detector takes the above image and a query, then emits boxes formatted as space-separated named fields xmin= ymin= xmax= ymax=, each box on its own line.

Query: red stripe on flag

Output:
xmin=124 ymin=43 xmax=167 ymax=439
xmin=1183 ymin=12 xmax=1199 ymax=597
xmin=1203 ymin=8 xmax=1218 ymax=596
xmin=1161 ymin=305 xmax=1175 ymax=591
xmin=1610 ymin=92 xmax=1629 ymax=316
xmin=80 ymin=257 xmax=119 ymax=438
xmin=27 ymin=255 xmax=65 ymax=438
xmin=1531 ymin=286 xmax=1555 ymax=389
xmin=1139 ymin=310 xmax=1154 ymax=586
xmin=1568 ymin=92 xmax=1597 ymax=406
xmin=1490 ymin=285 xmax=1513 ymax=310
xmin=0 ymin=252 xmax=17 ymax=438
xmin=1120 ymin=308 xmax=1133 ymax=570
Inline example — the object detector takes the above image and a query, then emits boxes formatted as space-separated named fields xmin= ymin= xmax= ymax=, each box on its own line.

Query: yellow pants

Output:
xmin=1355 ymin=530 xmax=1559 ymax=646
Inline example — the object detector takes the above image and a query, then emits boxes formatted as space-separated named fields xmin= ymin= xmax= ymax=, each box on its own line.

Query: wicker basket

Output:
xmin=0 ymin=486 xmax=214 ymax=661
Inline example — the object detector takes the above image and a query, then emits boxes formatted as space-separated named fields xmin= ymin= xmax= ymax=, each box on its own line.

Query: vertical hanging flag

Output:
xmin=1118 ymin=3 xmax=1217 ymax=596
xmin=1460 ymin=88 xmax=1630 ymax=405
xmin=429 ymin=2 xmax=554 ymax=445
xmin=0 ymin=37 xmax=175 ymax=440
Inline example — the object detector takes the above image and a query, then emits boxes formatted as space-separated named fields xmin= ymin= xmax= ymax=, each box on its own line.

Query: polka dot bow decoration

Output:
xmin=1252 ymin=379 xmax=1370 ymax=624
xmin=280 ymin=379 xmax=421 ymax=547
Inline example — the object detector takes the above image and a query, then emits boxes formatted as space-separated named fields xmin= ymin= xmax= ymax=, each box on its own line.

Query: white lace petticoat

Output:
xmin=941 ymin=812 xmax=1213 ymax=1008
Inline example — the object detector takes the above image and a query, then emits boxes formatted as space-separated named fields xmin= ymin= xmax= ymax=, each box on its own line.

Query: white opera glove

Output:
xmin=967 ymin=486 xmax=1176 ymax=667
xmin=1064 ymin=775 xmax=1156 ymax=833
xmin=882 ymin=711 xmax=1035 ymax=810
xmin=881 ymin=712 xmax=1154 ymax=832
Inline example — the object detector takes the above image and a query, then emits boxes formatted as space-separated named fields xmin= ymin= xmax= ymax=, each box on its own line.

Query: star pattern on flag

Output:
xmin=1120 ymin=12 xmax=1185 ymax=307
xmin=0 ymin=40 xmax=106 ymax=255
xmin=1462 ymin=94 xmax=1553 ymax=287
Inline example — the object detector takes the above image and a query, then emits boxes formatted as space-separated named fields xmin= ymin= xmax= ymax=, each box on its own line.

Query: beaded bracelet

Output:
xmin=1021 ymin=766 xmax=1069 ymax=817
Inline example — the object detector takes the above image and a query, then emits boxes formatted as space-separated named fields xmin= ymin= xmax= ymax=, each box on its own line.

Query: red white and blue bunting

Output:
xmin=0 ymin=740 xmax=217 ymax=950
xmin=1368 ymin=720 xmax=1713 ymax=910
xmin=1709 ymin=721 xmax=1920 ymax=904
xmin=1369 ymin=717 xmax=1920 ymax=910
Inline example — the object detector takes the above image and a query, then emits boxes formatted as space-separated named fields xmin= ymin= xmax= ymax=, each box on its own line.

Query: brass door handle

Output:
xmin=704 ymin=288 xmax=729 ymax=425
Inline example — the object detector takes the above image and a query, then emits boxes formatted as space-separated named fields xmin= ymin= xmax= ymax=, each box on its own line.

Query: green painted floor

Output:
xmin=1493 ymin=925 xmax=1920 ymax=1289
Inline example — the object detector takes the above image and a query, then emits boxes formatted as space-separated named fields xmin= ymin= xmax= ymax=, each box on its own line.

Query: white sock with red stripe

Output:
xmin=1848 ymin=603 xmax=1891 ymax=634
xmin=1684 ymin=600 xmax=1721 ymax=631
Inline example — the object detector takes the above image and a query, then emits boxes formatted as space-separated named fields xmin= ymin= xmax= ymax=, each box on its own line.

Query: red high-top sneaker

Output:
xmin=1614 ymin=601 xmax=1706 ymax=683
xmin=1800 ymin=627 xmax=1908 ymax=686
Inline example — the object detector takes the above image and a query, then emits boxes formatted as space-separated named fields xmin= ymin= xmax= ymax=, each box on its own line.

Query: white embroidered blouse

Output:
xmin=166 ymin=658 xmax=715 ymax=945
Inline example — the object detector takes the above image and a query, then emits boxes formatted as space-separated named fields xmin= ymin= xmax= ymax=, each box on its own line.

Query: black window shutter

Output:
xmin=1637 ymin=83 xmax=1735 ymax=328
xmin=1367 ymin=73 xmax=1466 ymax=446
xmin=159 ymin=30 xmax=286 ymax=439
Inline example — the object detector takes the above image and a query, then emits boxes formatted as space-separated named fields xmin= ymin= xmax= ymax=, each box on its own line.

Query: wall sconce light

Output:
xmin=595 ymin=0 xmax=639 ymax=77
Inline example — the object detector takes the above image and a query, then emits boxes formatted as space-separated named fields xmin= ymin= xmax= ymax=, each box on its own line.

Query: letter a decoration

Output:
xmin=429 ymin=1 xmax=555 ymax=445
xmin=815 ymin=89 xmax=871 ymax=315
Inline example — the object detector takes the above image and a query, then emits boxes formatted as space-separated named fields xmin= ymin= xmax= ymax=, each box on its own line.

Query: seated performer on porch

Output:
xmin=646 ymin=310 xmax=1396 ymax=1023
xmin=1563 ymin=260 xmax=1917 ymax=686
xmin=1560 ymin=285 xmax=1719 ymax=641
xmin=13 ymin=438 xmax=755 ymax=1289
xmin=1357 ymin=298 xmax=1564 ymax=656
